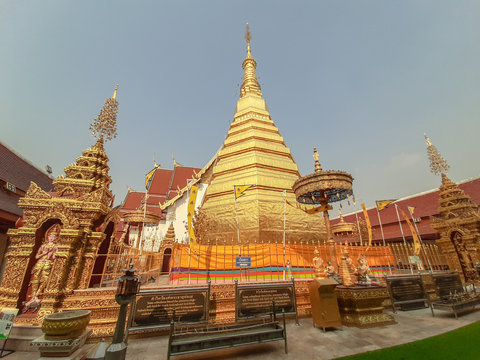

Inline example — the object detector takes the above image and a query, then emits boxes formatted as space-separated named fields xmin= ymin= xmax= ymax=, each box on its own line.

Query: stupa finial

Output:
xmin=240 ymin=23 xmax=262 ymax=98
xmin=424 ymin=133 xmax=450 ymax=176
xmin=90 ymin=85 xmax=119 ymax=142
xmin=313 ymin=147 xmax=322 ymax=174
xmin=112 ymin=84 xmax=118 ymax=99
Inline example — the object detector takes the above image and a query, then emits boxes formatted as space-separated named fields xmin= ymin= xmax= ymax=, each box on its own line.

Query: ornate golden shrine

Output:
xmin=0 ymin=87 xmax=120 ymax=325
xmin=426 ymin=135 xmax=480 ymax=283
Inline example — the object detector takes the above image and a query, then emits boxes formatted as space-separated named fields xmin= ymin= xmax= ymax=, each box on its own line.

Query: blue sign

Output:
xmin=235 ymin=256 xmax=251 ymax=267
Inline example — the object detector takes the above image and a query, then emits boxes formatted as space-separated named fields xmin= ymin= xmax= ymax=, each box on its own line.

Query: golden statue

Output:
xmin=312 ymin=248 xmax=326 ymax=279
xmin=25 ymin=224 xmax=60 ymax=309
xmin=356 ymin=254 xmax=371 ymax=285
xmin=452 ymin=232 xmax=476 ymax=280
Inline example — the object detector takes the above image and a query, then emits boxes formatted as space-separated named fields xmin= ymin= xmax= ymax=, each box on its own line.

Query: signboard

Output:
xmin=235 ymin=256 xmax=251 ymax=267
xmin=0 ymin=308 xmax=18 ymax=339
xmin=130 ymin=284 xmax=210 ymax=330
xmin=387 ymin=276 xmax=426 ymax=303
xmin=235 ymin=280 xmax=297 ymax=321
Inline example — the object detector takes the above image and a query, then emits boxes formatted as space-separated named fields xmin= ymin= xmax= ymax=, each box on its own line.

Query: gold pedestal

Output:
xmin=336 ymin=285 xmax=396 ymax=328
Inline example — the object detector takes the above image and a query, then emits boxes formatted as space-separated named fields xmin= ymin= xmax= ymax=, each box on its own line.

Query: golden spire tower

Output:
xmin=199 ymin=26 xmax=325 ymax=244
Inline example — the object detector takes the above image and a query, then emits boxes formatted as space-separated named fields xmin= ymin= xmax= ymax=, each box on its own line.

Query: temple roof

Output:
xmin=119 ymin=164 xmax=201 ymax=216
xmin=122 ymin=191 xmax=145 ymax=211
xmin=0 ymin=141 xmax=53 ymax=218
xmin=0 ymin=142 xmax=53 ymax=194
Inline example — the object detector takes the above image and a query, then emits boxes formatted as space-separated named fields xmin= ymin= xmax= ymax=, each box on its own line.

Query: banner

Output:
xmin=170 ymin=243 xmax=396 ymax=281
xmin=234 ymin=185 xmax=253 ymax=199
xmin=187 ymin=185 xmax=199 ymax=243
xmin=361 ymin=203 xmax=373 ymax=246
xmin=401 ymin=209 xmax=421 ymax=255
xmin=376 ymin=200 xmax=395 ymax=211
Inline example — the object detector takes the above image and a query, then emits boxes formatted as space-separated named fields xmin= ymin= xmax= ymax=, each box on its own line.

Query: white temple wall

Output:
xmin=153 ymin=182 xmax=208 ymax=246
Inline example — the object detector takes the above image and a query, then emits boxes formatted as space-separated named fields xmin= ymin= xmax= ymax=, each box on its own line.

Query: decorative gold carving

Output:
xmin=336 ymin=286 xmax=396 ymax=328
xmin=425 ymin=134 xmax=450 ymax=175
xmin=89 ymin=86 xmax=119 ymax=142
xmin=25 ymin=182 xmax=52 ymax=199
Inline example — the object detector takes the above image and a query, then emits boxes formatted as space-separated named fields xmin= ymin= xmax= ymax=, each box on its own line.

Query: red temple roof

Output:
xmin=0 ymin=142 xmax=53 ymax=223
xmin=332 ymin=177 xmax=480 ymax=243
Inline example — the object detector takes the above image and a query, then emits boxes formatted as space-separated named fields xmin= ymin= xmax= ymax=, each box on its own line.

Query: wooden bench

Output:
xmin=430 ymin=273 xmax=480 ymax=319
xmin=386 ymin=275 xmax=433 ymax=315
xmin=167 ymin=305 xmax=287 ymax=360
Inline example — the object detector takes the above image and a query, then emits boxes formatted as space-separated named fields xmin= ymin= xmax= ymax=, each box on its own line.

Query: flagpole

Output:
xmin=187 ymin=184 xmax=191 ymax=285
xmin=408 ymin=207 xmax=432 ymax=273
xmin=139 ymin=189 xmax=148 ymax=256
xmin=353 ymin=199 xmax=363 ymax=245
xmin=394 ymin=204 xmax=412 ymax=274
xmin=376 ymin=207 xmax=386 ymax=246
xmin=282 ymin=190 xmax=287 ymax=280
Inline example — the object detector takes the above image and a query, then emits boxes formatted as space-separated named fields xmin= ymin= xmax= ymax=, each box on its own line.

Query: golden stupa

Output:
xmin=198 ymin=25 xmax=325 ymax=244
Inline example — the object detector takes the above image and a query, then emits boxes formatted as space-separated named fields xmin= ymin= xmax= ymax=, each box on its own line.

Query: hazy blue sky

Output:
xmin=1 ymin=1 xmax=479 ymax=213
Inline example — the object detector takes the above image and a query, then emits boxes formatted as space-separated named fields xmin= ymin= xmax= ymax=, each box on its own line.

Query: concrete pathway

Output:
xmin=5 ymin=307 xmax=480 ymax=359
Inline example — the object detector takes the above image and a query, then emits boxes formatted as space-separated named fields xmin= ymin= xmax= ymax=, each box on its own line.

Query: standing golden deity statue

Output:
xmin=24 ymin=224 xmax=60 ymax=309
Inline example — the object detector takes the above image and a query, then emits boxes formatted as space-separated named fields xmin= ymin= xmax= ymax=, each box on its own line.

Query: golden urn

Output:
xmin=42 ymin=310 xmax=91 ymax=340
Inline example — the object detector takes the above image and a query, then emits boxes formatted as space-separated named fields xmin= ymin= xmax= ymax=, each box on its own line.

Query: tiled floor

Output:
xmin=6 ymin=307 xmax=480 ymax=359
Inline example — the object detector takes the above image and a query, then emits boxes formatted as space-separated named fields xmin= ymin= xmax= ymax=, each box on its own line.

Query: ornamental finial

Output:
xmin=240 ymin=24 xmax=262 ymax=98
xmin=424 ymin=133 xmax=450 ymax=176
xmin=89 ymin=86 xmax=119 ymax=142
xmin=245 ymin=23 xmax=251 ymax=44
xmin=313 ymin=147 xmax=322 ymax=174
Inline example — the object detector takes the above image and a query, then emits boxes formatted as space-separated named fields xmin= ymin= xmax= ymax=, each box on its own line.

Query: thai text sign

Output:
xmin=235 ymin=281 xmax=297 ymax=320
xmin=131 ymin=285 xmax=210 ymax=329
xmin=235 ymin=256 xmax=251 ymax=267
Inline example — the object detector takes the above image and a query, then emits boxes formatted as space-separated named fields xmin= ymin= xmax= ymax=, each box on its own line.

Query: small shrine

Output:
xmin=0 ymin=87 xmax=120 ymax=324
xmin=426 ymin=135 xmax=480 ymax=283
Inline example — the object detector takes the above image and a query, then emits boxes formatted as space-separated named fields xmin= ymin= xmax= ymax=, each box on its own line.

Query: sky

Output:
xmin=1 ymin=1 xmax=479 ymax=213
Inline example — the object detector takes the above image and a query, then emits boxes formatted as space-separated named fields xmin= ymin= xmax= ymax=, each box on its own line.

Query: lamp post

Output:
xmin=105 ymin=262 xmax=141 ymax=360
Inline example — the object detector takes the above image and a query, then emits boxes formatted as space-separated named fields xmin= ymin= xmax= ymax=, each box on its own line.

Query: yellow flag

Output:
xmin=376 ymin=200 xmax=395 ymax=211
xmin=234 ymin=185 xmax=253 ymax=199
xmin=187 ymin=185 xmax=199 ymax=243
xmin=401 ymin=209 xmax=421 ymax=255
xmin=361 ymin=203 xmax=373 ymax=246
xmin=408 ymin=206 xmax=415 ymax=215
xmin=285 ymin=200 xmax=332 ymax=214
xmin=304 ymin=203 xmax=333 ymax=214
xmin=145 ymin=167 xmax=157 ymax=189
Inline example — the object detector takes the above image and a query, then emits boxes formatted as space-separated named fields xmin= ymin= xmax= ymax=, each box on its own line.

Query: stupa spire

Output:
xmin=240 ymin=24 xmax=262 ymax=98
xmin=424 ymin=133 xmax=450 ymax=176
xmin=89 ymin=85 xmax=119 ymax=142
